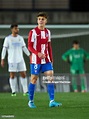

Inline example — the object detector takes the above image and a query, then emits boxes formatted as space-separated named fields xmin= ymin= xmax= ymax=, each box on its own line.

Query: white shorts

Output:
xmin=8 ymin=60 xmax=27 ymax=72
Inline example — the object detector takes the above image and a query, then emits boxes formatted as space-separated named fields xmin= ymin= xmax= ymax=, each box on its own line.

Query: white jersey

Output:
xmin=3 ymin=34 xmax=26 ymax=63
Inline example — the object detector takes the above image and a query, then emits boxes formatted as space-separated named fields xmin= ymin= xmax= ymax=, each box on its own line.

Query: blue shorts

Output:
xmin=30 ymin=62 xmax=53 ymax=75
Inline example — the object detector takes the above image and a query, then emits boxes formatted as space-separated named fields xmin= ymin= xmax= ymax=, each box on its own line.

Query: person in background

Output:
xmin=62 ymin=40 xmax=89 ymax=92
xmin=28 ymin=12 xmax=62 ymax=108
xmin=1 ymin=24 xmax=30 ymax=96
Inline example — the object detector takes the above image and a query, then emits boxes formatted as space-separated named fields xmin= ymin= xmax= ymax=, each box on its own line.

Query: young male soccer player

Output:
xmin=1 ymin=24 xmax=30 ymax=96
xmin=28 ymin=12 xmax=62 ymax=108
xmin=62 ymin=40 xmax=89 ymax=92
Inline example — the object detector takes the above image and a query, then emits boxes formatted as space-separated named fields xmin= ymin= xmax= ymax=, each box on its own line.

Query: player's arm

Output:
xmin=47 ymin=30 xmax=53 ymax=63
xmin=48 ymin=42 xmax=53 ymax=63
xmin=1 ymin=47 xmax=7 ymax=67
xmin=83 ymin=49 xmax=89 ymax=61
xmin=62 ymin=50 xmax=70 ymax=62
xmin=22 ymin=46 xmax=30 ymax=56
xmin=28 ymin=30 xmax=38 ymax=55
xmin=1 ymin=38 xmax=8 ymax=67
xmin=28 ymin=30 xmax=45 ymax=59
xmin=21 ymin=36 xmax=30 ymax=57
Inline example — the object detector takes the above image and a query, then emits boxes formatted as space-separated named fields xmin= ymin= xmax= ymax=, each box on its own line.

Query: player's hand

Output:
xmin=1 ymin=59 xmax=5 ymax=67
xmin=38 ymin=52 xmax=46 ymax=59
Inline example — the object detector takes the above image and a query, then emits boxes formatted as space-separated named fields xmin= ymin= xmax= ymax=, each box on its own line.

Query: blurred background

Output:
xmin=0 ymin=0 xmax=89 ymax=92
xmin=0 ymin=0 xmax=89 ymax=24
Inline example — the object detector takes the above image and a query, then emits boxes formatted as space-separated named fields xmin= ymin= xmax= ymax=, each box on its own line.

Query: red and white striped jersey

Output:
xmin=28 ymin=27 xmax=53 ymax=64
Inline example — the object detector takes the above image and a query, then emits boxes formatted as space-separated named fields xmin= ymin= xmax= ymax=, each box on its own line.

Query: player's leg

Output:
xmin=71 ymin=69 xmax=78 ymax=92
xmin=19 ymin=71 xmax=28 ymax=96
xmin=79 ymin=70 xmax=87 ymax=92
xmin=28 ymin=64 xmax=40 ymax=108
xmin=18 ymin=60 xmax=28 ymax=96
xmin=8 ymin=63 xmax=17 ymax=96
xmin=9 ymin=72 xmax=17 ymax=96
xmin=43 ymin=63 xmax=62 ymax=107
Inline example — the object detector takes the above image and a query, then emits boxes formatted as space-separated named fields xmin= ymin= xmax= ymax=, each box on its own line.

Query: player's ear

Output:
xmin=45 ymin=19 xmax=47 ymax=24
xmin=11 ymin=28 xmax=13 ymax=32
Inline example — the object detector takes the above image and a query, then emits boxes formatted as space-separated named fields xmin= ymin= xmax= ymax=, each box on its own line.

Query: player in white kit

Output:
xmin=1 ymin=24 xmax=30 ymax=96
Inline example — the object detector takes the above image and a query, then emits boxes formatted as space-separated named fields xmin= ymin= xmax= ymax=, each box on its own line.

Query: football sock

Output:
xmin=72 ymin=76 xmax=77 ymax=91
xmin=28 ymin=83 xmax=35 ymax=101
xmin=81 ymin=76 xmax=86 ymax=91
xmin=9 ymin=77 xmax=17 ymax=93
xmin=47 ymin=83 xmax=54 ymax=101
xmin=20 ymin=77 xmax=28 ymax=93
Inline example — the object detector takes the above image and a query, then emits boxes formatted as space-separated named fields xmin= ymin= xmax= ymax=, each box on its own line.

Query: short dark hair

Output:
xmin=37 ymin=12 xmax=48 ymax=19
xmin=10 ymin=23 xmax=18 ymax=29
xmin=73 ymin=40 xmax=79 ymax=44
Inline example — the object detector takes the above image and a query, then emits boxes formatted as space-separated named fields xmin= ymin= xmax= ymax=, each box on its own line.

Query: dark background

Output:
xmin=70 ymin=0 xmax=89 ymax=11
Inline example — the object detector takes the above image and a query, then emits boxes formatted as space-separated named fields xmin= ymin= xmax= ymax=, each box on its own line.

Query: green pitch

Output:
xmin=0 ymin=92 xmax=89 ymax=119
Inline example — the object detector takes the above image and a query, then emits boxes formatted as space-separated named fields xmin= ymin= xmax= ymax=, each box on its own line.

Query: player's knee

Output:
xmin=20 ymin=72 xmax=26 ymax=78
xmin=44 ymin=70 xmax=54 ymax=76
xmin=31 ymin=76 xmax=38 ymax=84
xmin=10 ymin=75 xmax=15 ymax=79
xmin=21 ymin=74 xmax=26 ymax=78
xmin=31 ymin=79 xmax=37 ymax=84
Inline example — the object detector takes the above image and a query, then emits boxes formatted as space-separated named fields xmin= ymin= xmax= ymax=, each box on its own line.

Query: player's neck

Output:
xmin=38 ymin=26 xmax=45 ymax=30
xmin=73 ymin=47 xmax=80 ymax=50
xmin=11 ymin=33 xmax=18 ymax=37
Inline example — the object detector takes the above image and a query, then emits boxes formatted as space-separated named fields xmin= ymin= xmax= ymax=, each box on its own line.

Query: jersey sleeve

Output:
xmin=83 ymin=49 xmax=89 ymax=60
xmin=28 ymin=30 xmax=38 ymax=55
xmin=3 ymin=37 xmax=9 ymax=48
xmin=22 ymin=46 xmax=30 ymax=56
xmin=48 ymin=30 xmax=51 ymax=42
xmin=48 ymin=42 xmax=53 ymax=62
xmin=62 ymin=50 xmax=71 ymax=61
xmin=1 ymin=37 xmax=8 ymax=60
xmin=47 ymin=30 xmax=53 ymax=62
xmin=21 ymin=36 xmax=26 ymax=47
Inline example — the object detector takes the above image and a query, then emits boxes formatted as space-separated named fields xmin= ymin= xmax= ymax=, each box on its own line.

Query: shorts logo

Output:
xmin=35 ymin=70 xmax=37 ymax=73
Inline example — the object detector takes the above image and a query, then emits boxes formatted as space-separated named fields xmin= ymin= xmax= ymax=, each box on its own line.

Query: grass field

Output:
xmin=0 ymin=92 xmax=89 ymax=119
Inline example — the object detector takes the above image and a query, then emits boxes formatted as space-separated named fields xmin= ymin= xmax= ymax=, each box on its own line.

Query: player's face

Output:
xmin=73 ymin=44 xmax=79 ymax=49
xmin=37 ymin=16 xmax=47 ymax=28
xmin=12 ymin=27 xmax=19 ymax=35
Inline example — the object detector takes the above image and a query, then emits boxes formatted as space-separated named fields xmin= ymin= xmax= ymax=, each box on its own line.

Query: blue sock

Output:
xmin=28 ymin=83 xmax=35 ymax=101
xmin=47 ymin=83 xmax=54 ymax=101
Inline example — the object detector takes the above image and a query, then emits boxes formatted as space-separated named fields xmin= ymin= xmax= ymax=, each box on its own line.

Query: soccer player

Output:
xmin=62 ymin=40 xmax=89 ymax=92
xmin=1 ymin=24 xmax=30 ymax=96
xmin=28 ymin=12 xmax=62 ymax=108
